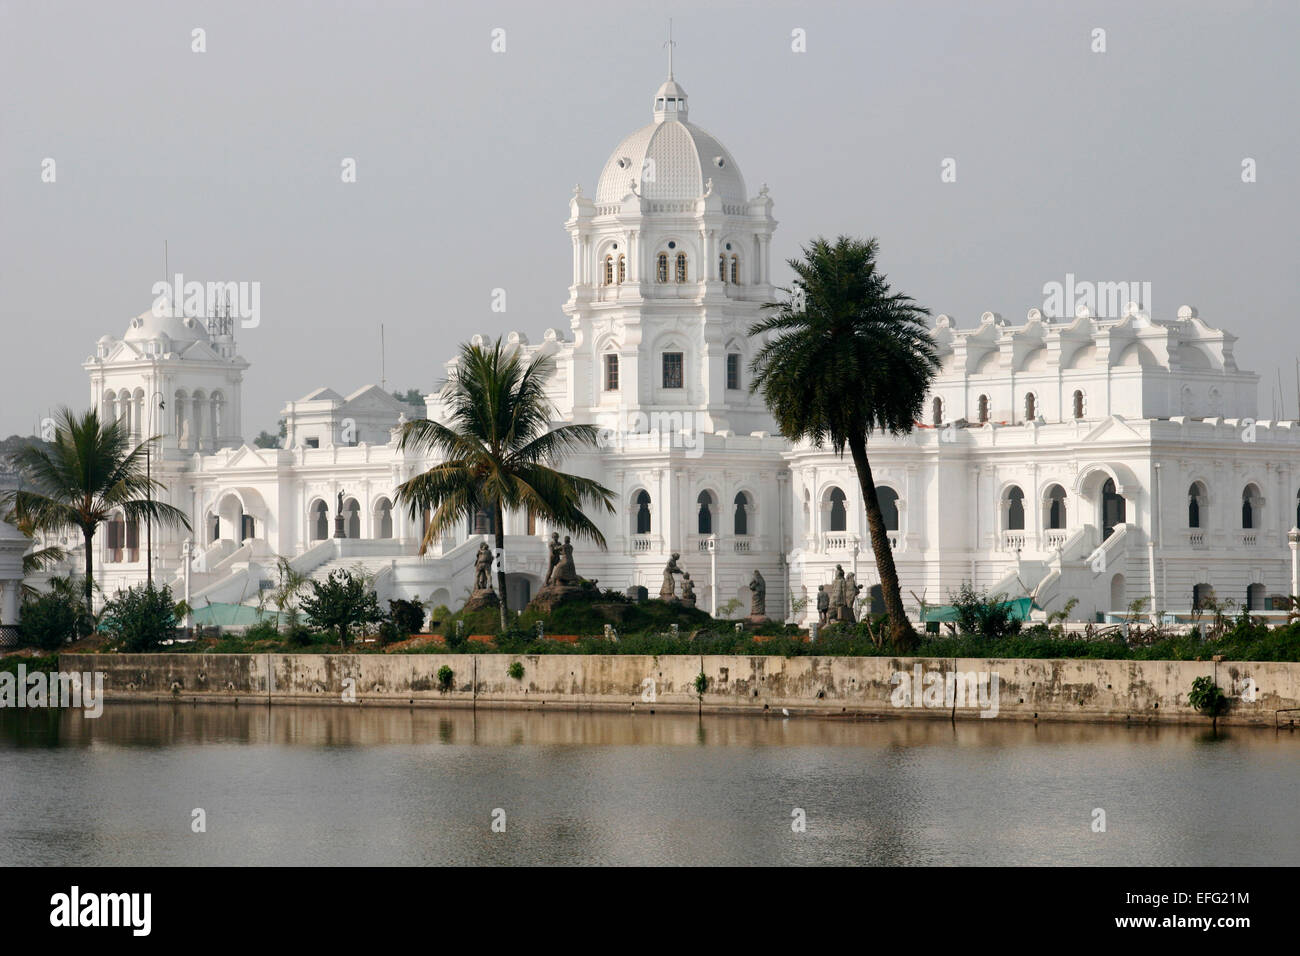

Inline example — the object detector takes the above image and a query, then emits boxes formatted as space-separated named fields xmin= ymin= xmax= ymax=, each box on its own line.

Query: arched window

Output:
xmin=310 ymin=500 xmax=329 ymax=541
xmin=730 ymin=256 xmax=740 ymax=284
xmin=1024 ymin=392 xmax=1037 ymax=421
xmin=527 ymin=507 xmax=537 ymax=536
xmin=1296 ymin=487 xmax=1300 ymax=529
xmin=977 ymin=394 xmax=989 ymax=424
xmin=931 ymin=396 xmax=943 ymax=426
xmin=697 ymin=491 xmax=713 ymax=535
xmin=603 ymin=255 xmax=614 ymax=286
xmin=1242 ymin=484 xmax=1261 ymax=529
xmin=240 ymin=514 xmax=255 ymax=542
xmin=1046 ymin=485 xmax=1067 ymax=529
xmin=374 ymin=498 xmax=393 ymax=539
xmin=635 ymin=490 xmax=652 ymax=535
xmin=718 ymin=255 xmax=726 ymax=281
xmin=828 ymin=487 xmax=847 ymax=532
xmin=1072 ymin=389 xmax=1085 ymax=420
xmin=1188 ymin=482 xmax=1205 ymax=529
xmin=603 ymin=352 xmax=619 ymax=391
xmin=726 ymin=353 xmax=741 ymax=390
xmin=656 ymin=254 xmax=668 ymax=283
xmin=1005 ymin=486 xmax=1025 ymax=531
xmin=734 ymin=492 xmax=750 ymax=536
xmin=878 ymin=486 xmax=899 ymax=532
xmin=616 ymin=255 xmax=626 ymax=284
xmin=675 ymin=253 xmax=687 ymax=282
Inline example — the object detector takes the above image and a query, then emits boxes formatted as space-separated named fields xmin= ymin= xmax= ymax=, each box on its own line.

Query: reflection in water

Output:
xmin=1 ymin=703 xmax=1296 ymax=866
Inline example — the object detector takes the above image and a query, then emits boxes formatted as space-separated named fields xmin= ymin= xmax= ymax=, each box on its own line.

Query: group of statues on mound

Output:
xmin=658 ymin=552 xmax=767 ymax=619
xmin=816 ymin=564 xmax=862 ymax=624
xmin=473 ymin=532 xmax=582 ymax=595
xmin=475 ymin=535 xmax=787 ymax=623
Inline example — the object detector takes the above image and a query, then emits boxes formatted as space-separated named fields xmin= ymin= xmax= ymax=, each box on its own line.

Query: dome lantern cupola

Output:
xmin=653 ymin=78 xmax=688 ymax=124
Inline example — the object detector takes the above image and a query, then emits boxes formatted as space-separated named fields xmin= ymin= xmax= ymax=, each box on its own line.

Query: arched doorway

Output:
xmin=309 ymin=500 xmax=329 ymax=541
xmin=1109 ymin=573 xmax=1126 ymax=612
xmin=634 ymin=491 xmax=652 ymax=535
xmin=1101 ymin=478 xmax=1125 ymax=540
xmin=373 ymin=497 xmax=394 ymax=539
xmin=343 ymin=497 xmax=361 ymax=539
xmin=1246 ymin=583 xmax=1267 ymax=611
xmin=697 ymin=491 xmax=713 ymax=535
xmin=878 ymin=487 xmax=900 ymax=532
xmin=827 ymin=487 xmax=847 ymax=532
xmin=1045 ymin=484 xmax=1067 ymax=530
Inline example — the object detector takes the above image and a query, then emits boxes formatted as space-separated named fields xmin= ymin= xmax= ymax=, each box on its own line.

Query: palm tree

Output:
xmin=394 ymin=338 xmax=616 ymax=630
xmin=748 ymin=236 xmax=939 ymax=651
xmin=1 ymin=408 xmax=191 ymax=619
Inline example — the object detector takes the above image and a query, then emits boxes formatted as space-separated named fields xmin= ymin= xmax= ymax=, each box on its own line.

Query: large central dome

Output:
xmin=595 ymin=77 xmax=747 ymax=205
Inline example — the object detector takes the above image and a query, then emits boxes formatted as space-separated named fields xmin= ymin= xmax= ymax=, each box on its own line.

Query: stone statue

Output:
xmin=830 ymin=565 xmax=850 ymax=622
xmin=545 ymin=532 xmax=562 ymax=585
xmin=680 ymin=572 xmax=696 ymax=609
xmin=473 ymin=542 xmax=494 ymax=591
xmin=816 ymin=585 xmax=829 ymax=624
xmin=337 ymin=490 xmax=345 ymax=514
xmin=660 ymin=552 xmax=683 ymax=601
xmin=843 ymin=571 xmax=862 ymax=624
xmin=748 ymin=569 xmax=766 ymax=619
xmin=552 ymin=536 xmax=577 ymax=586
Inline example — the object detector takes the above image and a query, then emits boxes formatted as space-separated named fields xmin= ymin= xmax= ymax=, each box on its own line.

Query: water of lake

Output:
xmin=2 ymin=703 xmax=1296 ymax=866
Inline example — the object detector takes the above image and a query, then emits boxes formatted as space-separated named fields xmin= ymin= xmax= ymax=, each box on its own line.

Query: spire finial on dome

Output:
xmin=664 ymin=18 xmax=675 ymax=79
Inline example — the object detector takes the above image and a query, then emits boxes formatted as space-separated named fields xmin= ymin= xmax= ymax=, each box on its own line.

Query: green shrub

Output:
xmin=437 ymin=665 xmax=454 ymax=691
xmin=284 ymin=623 xmax=316 ymax=648
xmin=299 ymin=570 xmax=382 ymax=647
xmin=693 ymin=671 xmax=707 ymax=695
xmin=950 ymin=583 xmax=1023 ymax=640
xmin=19 ymin=589 xmax=81 ymax=650
xmin=507 ymin=660 xmax=524 ymax=680
xmin=244 ymin=618 xmax=280 ymax=642
xmin=102 ymin=583 xmax=177 ymax=652
xmin=388 ymin=598 xmax=426 ymax=635
xmin=1188 ymin=675 xmax=1227 ymax=716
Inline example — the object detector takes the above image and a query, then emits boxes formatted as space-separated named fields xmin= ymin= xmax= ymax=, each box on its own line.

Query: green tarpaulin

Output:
xmin=190 ymin=604 xmax=298 ymax=628
xmin=921 ymin=596 xmax=1035 ymax=624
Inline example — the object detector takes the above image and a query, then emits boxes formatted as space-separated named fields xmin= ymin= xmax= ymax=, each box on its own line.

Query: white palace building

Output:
xmin=42 ymin=72 xmax=1300 ymax=627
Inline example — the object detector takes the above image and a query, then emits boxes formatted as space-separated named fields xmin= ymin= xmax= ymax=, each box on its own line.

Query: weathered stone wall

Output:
xmin=59 ymin=653 xmax=1300 ymax=726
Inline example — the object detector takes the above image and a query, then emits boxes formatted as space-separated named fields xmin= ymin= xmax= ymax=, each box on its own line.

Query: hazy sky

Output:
xmin=2 ymin=0 xmax=1297 ymax=438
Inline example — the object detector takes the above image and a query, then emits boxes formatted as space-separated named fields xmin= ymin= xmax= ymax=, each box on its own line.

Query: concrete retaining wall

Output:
xmin=57 ymin=653 xmax=1300 ymax=726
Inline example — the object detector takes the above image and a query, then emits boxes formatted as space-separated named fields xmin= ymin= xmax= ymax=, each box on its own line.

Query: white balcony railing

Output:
xmin=733 ymin=538 xmax=751 ymax=553
xmin=1241 ymin=531 xmax=1258 ymax=547
xmin=1001 ymin=531 xmax=1027 ymax=552
xmin=631 ymin=534 xmax=655 ymax=553
xmin=822 ymin=533 xmax=858 ymax=552
xmin=1045 ymin=529 xmax=1068 ymax=550
xmin=1188 ymin=531 xmax=1207 ymax=550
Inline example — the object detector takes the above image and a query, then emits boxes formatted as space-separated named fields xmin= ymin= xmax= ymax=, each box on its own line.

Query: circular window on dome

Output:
xmin=725 ymin=243 xmax=732 ymax=251
xmin=713 ymin=156 xmax=726 ymax=168
xmin=616 ymin=157 xmax=630 ymax=170
xmin=668 ymin=241 xmax=676 ymax=249
xmin=612 ymin=243 xmax=618 ymax=250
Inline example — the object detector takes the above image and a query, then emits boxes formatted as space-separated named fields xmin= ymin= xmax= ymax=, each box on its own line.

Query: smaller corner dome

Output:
xmin=122 ymin=301 xmax=210 ymax=347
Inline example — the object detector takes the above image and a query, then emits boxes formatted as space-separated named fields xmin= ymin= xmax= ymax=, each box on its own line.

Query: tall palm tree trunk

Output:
xmin=81 ymin=526 xmax=95 ymax=620
xmin=494 ymin=503 xmax=508 ymax=632
xmin=847 ymin=432 xmax=917 ymax=652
